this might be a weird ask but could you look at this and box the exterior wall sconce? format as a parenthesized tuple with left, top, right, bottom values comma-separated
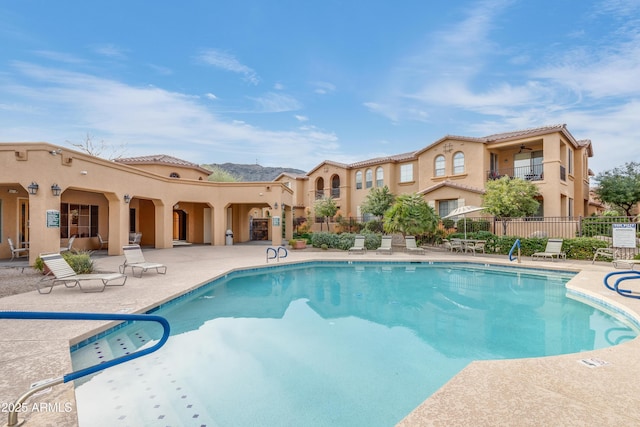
(51, 183, 62, 196)
(273, 202, 279, 210)
(28, 182, 39, 195)
(124, 194, 131, 204)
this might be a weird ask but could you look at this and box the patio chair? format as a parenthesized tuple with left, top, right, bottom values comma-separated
(60, 235, 76, 253)
(442, 238, 463, 253)
(405, 236, 425, 255)
(376, 235, 393, 255)
(97, 233, 109, 250)
(38, 253, 127, 294)
(7, 237, 29, 261)
(120, 244, 167, 277)
(348, 235, 367, 254)
(531, 238, 566, 261)
(465, 240, 486, 256)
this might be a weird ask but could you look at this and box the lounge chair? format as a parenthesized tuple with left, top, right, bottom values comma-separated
(405, 236, 425, 255)
(531, 238, 566, 261)
(348, 235, 367, 254)
(60, 235, 76, 253)
(97, 233, 109, 250)
(376, 236, 393, 255)
(120, 244, 168, 277)
(7, 237, 29, 261)
(38, 253, 127, 293)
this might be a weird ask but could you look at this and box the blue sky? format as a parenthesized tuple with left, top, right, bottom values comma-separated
(1, 0, 639, 174)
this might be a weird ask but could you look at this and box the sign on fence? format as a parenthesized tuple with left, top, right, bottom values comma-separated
(612, 223, 637, 248)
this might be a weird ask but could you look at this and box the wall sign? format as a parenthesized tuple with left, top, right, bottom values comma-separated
(612, 223, 637, 248)
(46, 209, 60, 228)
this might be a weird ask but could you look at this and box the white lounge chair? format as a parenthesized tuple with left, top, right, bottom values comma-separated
(97, 233, 109, 250)
(60, 235, 76, 253)
(7, 237, 29, 261)
(376, 236, 393, 255)
(348, 235, 367, 254)
(405, 236, 425, 255)
(120, 244, 167, 277)
(38, 253, 127, 293)
(531, 238, 566, 261)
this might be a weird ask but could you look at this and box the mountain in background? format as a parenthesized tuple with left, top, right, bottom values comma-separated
(202, 163, 306, 182)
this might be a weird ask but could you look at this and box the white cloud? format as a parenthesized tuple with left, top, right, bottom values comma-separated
(312, 81, 336, 95)
(205, 93, 218, 100)
(294, 115, 308, 122)
(91, 44, 127, 59)
(247, 92, 301, 113)
(0, 62, 338, 170)
(197, 48, 259, 85)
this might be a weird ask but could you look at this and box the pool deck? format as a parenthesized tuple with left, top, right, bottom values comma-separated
(1, 244, 640, 426)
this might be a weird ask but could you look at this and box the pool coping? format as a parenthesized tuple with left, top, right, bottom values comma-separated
(1, 245, 640, 426)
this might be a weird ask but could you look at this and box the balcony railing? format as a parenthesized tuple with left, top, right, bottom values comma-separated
(487, 164, 544, 181)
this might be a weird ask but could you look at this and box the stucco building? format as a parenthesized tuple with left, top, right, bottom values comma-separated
(1, 124, 596, 262)
(275, 124, 594, 228)
(0, 144, 294, 263)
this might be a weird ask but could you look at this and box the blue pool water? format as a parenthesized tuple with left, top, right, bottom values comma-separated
(72, 262, 638, 426)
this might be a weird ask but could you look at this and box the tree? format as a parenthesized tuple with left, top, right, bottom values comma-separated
(593, 162, 640, 216)
(66, 133, 126, 160)
(314, 197, 338, 231)
(383, 193, 439, 237)
(205, 165, 241, 182)
(482, 176, 540, 234)
(361, 185, 395, 218)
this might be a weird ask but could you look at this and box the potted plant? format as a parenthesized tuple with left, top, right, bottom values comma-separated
(289, 239, 307, 249)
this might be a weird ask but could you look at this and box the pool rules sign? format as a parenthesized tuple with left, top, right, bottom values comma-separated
(612, 223, 637, 248)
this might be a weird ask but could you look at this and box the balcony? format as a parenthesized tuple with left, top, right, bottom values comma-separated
(487, 164, 544, 181)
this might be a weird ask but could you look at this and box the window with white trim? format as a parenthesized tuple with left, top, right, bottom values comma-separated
(400, 164, 413, 182)
(365, 169, 373, 188)
(376, 167, 383, 187)
(355, 171, 363, 189)
(435, 155, 445, 177)
(453, 152, 465, 174)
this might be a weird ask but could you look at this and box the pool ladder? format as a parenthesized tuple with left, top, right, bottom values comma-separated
(509, 239, 521, 263)
(1, 311, 170, 427)
(266, 246, 288, 263)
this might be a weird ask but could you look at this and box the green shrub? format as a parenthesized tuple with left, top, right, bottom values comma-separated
(311, 232, 381, 250)
(34, 250, 95, 274)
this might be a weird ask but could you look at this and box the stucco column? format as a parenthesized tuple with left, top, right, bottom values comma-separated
(542, 135, 562, 216)
(271, 215, 283, 246)
(284, 205, 293, 243)
(27, 191, 63, 264)
(155, 201, 173, 249)
(108, 196, 128, 255)
(213, 204, 227, 246)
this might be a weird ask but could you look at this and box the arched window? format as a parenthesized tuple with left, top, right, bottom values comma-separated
(315, 177, 324, 199)
(169, 172, 180, 178)
(331, 175, 340, 198)
(376, 167, 383, 187)
(355, 171, 363, 190)
(365, 169, 373, 188)
(435, 155, 445, 176)
(453, 152, 465, 174)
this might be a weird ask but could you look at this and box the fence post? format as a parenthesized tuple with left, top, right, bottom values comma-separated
(578, 215, 583, 237)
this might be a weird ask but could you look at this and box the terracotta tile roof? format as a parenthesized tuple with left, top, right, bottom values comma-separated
(349, 151, 417, 168)
(116, 154, 211, 174)
(418, 180, 486, 196)
(481, 124, 567, 141)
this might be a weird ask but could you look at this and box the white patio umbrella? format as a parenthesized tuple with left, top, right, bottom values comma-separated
(442, 206, 486, 239)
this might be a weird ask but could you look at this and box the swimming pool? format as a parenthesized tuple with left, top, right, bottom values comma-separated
(71, 262, 638, 426)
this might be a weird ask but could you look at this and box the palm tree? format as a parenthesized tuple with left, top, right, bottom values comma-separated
(383, 193, 439, 237)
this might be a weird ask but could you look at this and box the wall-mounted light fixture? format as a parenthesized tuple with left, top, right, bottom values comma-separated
(273, 202, 279, 210)
(51, 183, 62, 196)
(28, 182, 39, 195)
(80, 170, 88, 175)
(124, 194, 131, 204)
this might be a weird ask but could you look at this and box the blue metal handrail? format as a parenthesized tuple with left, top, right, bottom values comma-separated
(603, 270, 639, 293)
(1, 311, 170, 426)
(508, 239, 521, 262)
(266, 246, 288, 263)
